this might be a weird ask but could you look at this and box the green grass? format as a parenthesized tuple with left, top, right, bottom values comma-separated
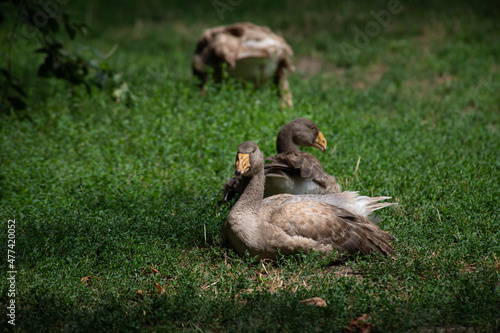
(1, 0, 499, 331)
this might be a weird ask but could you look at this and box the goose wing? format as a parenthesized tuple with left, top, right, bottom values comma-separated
(262, 199, 394, 255)
(265, 191, 396, 217)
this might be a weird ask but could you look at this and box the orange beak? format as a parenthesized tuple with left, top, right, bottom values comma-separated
(234, 153, 250, 176)
(312, 131, 327, 152)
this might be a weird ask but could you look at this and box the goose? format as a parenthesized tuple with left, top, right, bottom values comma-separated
(222, 141, 395, 260)
(192, 22, 294, 107)
(222, 118, 341, 202)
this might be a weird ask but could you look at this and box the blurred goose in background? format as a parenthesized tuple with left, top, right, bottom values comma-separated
(222, 118, 341, 202)
(192, 22, 294, 107)
(222, 141, 395, 260)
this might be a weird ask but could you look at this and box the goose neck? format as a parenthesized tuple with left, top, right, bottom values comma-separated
(276, 130, 300, 153)
(231, 168, 265, 217)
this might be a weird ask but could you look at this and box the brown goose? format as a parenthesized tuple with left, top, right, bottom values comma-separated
(192, 22, 294, 107)
(222, 141, 395, 260)
(222, 118, 341, 202)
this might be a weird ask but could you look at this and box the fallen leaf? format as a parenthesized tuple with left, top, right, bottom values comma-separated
(155, 283, 165, 295)
(299, 297, 327, 307)
(80, 275, 94, 286)
(344, 314, 374, 333)
(136, 290, 146, 300)
(142, 266, 160, 275)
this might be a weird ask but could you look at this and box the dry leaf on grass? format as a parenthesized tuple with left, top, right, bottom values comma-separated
(299, 297, 327, 307)
(155, 282, 165, 295)
(138, 284, 165, 298)
(80, 275, 95, 286)
(142, 266, 160, 275)
(136, 290, 147, 300)
(136, 282, 166, 302)
(344, 314, 374, 333)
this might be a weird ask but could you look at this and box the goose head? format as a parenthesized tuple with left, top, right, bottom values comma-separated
(276, 118, 327, 153)
(234, 141, 263, 177)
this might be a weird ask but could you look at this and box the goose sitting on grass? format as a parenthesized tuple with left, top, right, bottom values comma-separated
(222, 118, 341, 202)
(222, 141, 395, 260)
(192, 22, 294, 107)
